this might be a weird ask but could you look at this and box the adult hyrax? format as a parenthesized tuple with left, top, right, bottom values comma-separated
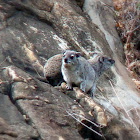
(43, 54, 63, 86)
(61, 50, 96, 96)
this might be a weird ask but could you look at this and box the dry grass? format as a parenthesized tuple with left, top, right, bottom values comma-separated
(113, 0, 140, 90)
(109, 80, 140, 134)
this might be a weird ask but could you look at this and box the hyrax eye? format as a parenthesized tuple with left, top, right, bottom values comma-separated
(70, 55, 74, 59)
(101, 57, 105, 62)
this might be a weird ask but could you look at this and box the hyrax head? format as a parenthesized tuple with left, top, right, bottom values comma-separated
(62, 50, 81, 67)
(92, 52, 115, 68)
(99, 55, 115, 66)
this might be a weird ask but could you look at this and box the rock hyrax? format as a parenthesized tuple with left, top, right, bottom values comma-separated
(88, 53, 115, 78)
(43, 54, 63, 86)
(61, 50, 96, 96)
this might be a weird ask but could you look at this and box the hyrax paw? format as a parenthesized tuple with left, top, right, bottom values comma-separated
(80, 87, 85, 93)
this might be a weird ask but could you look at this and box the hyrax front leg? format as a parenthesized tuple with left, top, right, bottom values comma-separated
(89, 83, 96, 98)
(80, 81, 86, 92)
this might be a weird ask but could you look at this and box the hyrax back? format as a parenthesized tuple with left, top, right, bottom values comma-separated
(61, 50, 96, 95)
(43, 54, 63, 86)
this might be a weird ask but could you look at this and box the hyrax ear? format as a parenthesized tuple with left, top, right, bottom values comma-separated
(75, 52, 81, 57)
(62, 50, 67, 54)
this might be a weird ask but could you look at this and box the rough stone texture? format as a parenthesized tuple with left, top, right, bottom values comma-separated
(0, 94, 39, 140)
(84, 0, 124, 61)
(0, 0, 140, 140)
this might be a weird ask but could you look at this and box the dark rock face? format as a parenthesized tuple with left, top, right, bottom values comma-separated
(0, 0, 140, 140)
(0, 93, 39, 139)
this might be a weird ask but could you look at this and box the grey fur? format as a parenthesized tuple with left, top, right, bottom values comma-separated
(61, 50, 96, 96)
(44, 51, 115, 97)
(88, 53, 115, 78)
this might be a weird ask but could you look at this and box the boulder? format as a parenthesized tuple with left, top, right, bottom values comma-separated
(0, 0, 140, 139)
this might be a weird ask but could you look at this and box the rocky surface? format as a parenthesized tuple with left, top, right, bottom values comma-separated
(0, 0, 140, 140)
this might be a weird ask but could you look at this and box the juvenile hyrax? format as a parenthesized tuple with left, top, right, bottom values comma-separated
(88, 53, 115, 78)
(61, 50, 96, 96)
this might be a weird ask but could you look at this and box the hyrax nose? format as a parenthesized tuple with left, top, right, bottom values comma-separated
(64, 58, 68, 63)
